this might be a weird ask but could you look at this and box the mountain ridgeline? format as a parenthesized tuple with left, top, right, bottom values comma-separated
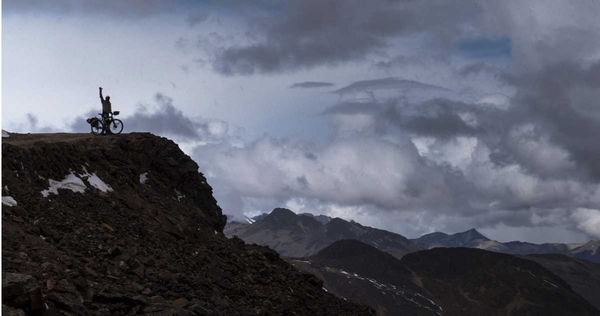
(225, 208, 421, 259)
(1, 133, 373, 315)
(227, 208, 600, 263)
(410, 228, 600, 263)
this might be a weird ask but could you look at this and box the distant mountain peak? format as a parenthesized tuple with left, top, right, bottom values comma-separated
(299, 212, 332, 225)
(262, 208, 299, 227)
(270, 208, 296, 216)
(411, 228, 490, 249)
(456, 228, 489, 240)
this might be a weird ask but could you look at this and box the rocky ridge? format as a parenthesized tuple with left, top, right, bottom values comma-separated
(2, 133, 373, 315)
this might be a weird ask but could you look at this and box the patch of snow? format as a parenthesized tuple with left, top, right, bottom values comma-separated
(40, 235, 47, 240)
(139, 172, 149, 184)
(2, 130, 9, 138)
(2, 196, 18, 207)
(416, 293, 443, 311)
(175, 189, 185, 201)
(245, 216, 255, 224)
(322, 287, 328, 292)
(41, 173, 87, 197)
(543, 279, 559, 288)
(84, 173, 113, 192)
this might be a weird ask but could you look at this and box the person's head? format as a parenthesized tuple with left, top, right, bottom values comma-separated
(106, 96, 110, 101)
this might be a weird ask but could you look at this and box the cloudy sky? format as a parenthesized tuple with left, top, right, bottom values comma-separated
(4, 0, 600, 243)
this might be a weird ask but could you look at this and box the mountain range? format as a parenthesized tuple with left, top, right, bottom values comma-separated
(226, 209, 600, 313)
(411, 228, 600, 263)
(227, 209, 600, 263)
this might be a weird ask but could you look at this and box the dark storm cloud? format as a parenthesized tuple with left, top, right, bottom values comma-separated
(186, 11, 210, 27)
(332, 77, 450, 96)
(321, 101, 380, 116)
(290, 81, 335, 89)
(124, 94, 200, 139)
(211, 0, 482, 75)
(323, 93, 492, 139)
(504, 61, 600, 180)
(383, 100, 482, 138)
(374, 55, 431, 70)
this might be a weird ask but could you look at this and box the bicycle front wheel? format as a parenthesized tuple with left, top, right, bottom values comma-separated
(108, 119, 124, 134)
(91, 120, 104, 135)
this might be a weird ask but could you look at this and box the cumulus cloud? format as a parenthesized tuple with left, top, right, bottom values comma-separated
(572, 208, 600, 238)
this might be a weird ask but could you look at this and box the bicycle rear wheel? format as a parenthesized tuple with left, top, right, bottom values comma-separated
(91, 119, 104, 135)
(108, 119, 124, 134)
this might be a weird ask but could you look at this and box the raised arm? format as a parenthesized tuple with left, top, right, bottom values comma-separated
(99, 87, 104, 102)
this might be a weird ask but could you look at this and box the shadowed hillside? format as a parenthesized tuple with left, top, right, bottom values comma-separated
(290, 240, 599, 316)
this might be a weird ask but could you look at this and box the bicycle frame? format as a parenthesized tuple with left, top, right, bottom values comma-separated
(89, 111, 122, 135)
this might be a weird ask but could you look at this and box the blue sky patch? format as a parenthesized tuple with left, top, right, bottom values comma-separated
(458, 37, 511, 59)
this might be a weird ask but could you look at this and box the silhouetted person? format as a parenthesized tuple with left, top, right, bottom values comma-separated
(99, 87, 112, 126)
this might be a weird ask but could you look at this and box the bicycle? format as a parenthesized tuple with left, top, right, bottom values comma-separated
(87, 111, 124, 135)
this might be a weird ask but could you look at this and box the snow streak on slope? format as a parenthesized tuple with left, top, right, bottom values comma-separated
(327, 266, 443, 315)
